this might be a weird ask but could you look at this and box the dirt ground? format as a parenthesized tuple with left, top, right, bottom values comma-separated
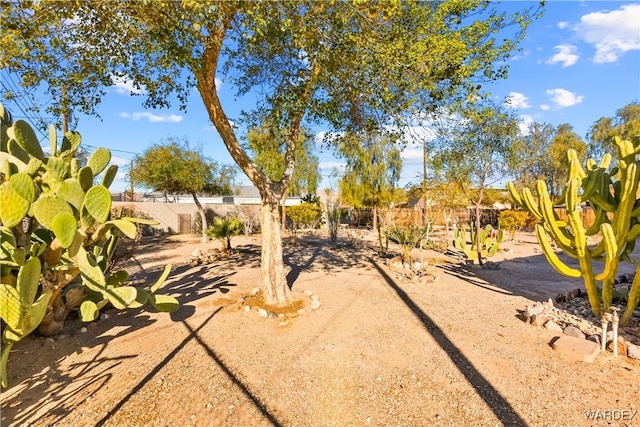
(1, 229, 639, 427)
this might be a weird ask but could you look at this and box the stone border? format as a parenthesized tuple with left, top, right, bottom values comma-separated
(238, 287, 321, 326)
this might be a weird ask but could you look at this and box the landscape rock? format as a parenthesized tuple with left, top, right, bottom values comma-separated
(267, 311, 278, 319)
(544, 320, 563, 333)
(627, 342, 640, 360)
(258, 308, 268, 318)
(606, 339, 628, 357)
(530, 315, 549, 327)
(563, 325, 585, 340)
(310, 301, 321, 311)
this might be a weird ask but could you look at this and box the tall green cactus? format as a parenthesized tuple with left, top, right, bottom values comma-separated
(453, 223, 504, 262)
(0, 104, 179, 388)
(508, 136, 640, 325)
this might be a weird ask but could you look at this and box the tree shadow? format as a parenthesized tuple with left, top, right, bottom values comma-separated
(1, 262, 237, 426)
(370, 259, 528, 426)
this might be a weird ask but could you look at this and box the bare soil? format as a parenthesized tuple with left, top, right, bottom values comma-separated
(1, 230, 639, 427)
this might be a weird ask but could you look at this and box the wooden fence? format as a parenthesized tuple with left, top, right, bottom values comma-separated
(348, 205, 597, 230)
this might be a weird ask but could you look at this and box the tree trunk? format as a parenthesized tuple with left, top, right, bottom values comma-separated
(261, 197, 292, 306)
(475, 200, 483, 266)
(192, 192, 208, 242)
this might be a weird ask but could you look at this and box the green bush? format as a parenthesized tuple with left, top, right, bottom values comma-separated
(287, 202, 322, 232)
(498, 209, 530, 239)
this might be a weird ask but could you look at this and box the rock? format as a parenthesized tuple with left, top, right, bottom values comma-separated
(526, 302, 545, 317)
(310, 301, 321, 310)
(304, 290, 313, 297)
(586, 334, 601, 345)
(258, 308, 268, 318)
(544, 320, 563, 333)
(243, 305, 251, 312)
(297, 308, 306, 315)
(563, 325, 585, 339)
(279, 320, 289, 327)
(100, 313, 109, 320)
(542, 298, 554, 309)
(191, 248, 202, 258)
(551, 335, 600, 363)
(267, 311, 277, 319)
(251, 287, 260, 296)
(530, 315, 549, 327)
(311, 294, 320, 302)
(627, 343, 640, 360)
(79, 327, 88, 334)
(606, 339, 628, 356)
(555, 293, 566, 303)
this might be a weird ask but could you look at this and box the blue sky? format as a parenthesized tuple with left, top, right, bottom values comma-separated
(3, 1, 639, 193)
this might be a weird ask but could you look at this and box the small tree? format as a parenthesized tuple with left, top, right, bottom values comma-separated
(433, 100, 520, 265)
(131, 138, 237, 242)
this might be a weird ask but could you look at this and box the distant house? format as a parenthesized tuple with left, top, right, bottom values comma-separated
(112, 186, 303, 234)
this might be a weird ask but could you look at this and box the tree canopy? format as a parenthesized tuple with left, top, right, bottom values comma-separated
(2, 0, 543, 305)
(131, 138, 237, 241)
(588, 101, 640, 158)
(513, 122, 586, 200)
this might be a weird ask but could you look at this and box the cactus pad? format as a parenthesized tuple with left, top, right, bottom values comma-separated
(33, 194, 74, 229)
(51, 213, 78, 248)
(9, 172, 37, 202)
(11, 120, 44, 161)
(87, 147, 111, 176)
(83, 186, 112, 223)
(0, 182, 30, 228)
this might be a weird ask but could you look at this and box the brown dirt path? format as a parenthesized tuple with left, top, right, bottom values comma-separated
(1, 231, 639, 426)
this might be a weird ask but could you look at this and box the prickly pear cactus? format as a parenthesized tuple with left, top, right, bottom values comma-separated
(453, 223, 504, 262)
(508, 137, 640, 325)
(0, 104, 179, 388)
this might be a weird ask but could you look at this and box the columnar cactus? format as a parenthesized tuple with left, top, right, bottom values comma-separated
(507, 136, 640, 325)
(453, 223, 504, 262)
(0, 104, 179, 387)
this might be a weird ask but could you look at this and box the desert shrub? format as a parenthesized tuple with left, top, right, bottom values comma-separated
(385, 224, 432, 263)
(235, 205, 260, 236)
(498, 209, 530, 239)
(287, 203, 322, 233)
(206, 216, 243, 252)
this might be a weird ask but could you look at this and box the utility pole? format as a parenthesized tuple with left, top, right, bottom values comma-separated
(129, 160, 135, 201)
(61, 84, 70, 134)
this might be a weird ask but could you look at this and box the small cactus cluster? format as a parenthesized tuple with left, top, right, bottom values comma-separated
(0, 103, 178, 388)
(507, 136, 640, 325)
(453, 223, 504, 262)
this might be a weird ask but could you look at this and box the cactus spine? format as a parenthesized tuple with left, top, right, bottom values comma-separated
(508, 136, 640, 324)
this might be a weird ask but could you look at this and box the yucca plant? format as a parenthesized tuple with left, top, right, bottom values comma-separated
(385, 224, 432, 263)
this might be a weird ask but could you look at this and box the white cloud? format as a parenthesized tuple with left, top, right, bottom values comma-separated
(557, 21, 569, 29)
(119, 112, 183, 123)
(215, 77, 223, 89)
(519, 114, 534, 136)
(505, 92, 531, 109)
(540, 104, 551, 111)
(545, 88, 584, 107)
(574, 4, 640, 63)
(111, 75, 145, 95)
(546, 45, 579, 68)
(110, 155, 130, 167)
